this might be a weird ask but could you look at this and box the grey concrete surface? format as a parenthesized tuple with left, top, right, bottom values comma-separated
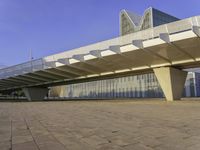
(0, 99, 200, 150)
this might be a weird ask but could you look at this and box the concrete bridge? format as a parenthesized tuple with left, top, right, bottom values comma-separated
(0, 16, 200, 101)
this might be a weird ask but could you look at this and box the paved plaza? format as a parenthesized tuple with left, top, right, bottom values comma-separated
(0, 99, 200, 150)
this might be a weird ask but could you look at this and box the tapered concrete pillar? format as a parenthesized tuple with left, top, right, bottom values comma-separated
(153, 67, 187, 101)
(23, 87, 48, 101)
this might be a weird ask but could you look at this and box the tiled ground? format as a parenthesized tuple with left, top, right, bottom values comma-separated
(0, 99, 200, 150)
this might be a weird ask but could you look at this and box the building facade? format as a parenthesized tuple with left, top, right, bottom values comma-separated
(120, 7, 179, 36)
(49, 72, 200, 98)
(184, 72, 200, 97)
(49, 7, 200, 99)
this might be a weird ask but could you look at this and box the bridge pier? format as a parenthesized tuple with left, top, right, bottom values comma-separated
(22, 87, 48, 101)
(153, 67, 187, 101)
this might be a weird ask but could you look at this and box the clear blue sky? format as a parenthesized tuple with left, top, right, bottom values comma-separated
(0, 0, 200, 67)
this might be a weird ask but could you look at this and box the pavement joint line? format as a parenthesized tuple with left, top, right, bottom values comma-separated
(10, 103, 13, 150)
(36, 117, 68, 150)
(10, 117, 12, 150)
(23, 118, 41, 150)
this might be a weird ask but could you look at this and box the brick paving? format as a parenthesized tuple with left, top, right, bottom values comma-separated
(0, 99, 200, 150)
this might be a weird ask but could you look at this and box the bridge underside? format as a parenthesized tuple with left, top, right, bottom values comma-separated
(0, 24, 199, 101)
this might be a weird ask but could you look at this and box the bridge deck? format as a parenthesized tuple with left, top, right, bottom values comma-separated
(0, 16, 200, 91)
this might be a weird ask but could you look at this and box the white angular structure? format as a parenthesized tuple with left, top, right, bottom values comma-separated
(120, 7, 179, 36)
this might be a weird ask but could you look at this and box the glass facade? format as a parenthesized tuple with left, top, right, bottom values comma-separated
(50, 73, 164, 99)
(120, 7, 179, 36)
(152, 9, 179, 27)
(121, 14, 135, 36)
(50, 72, 200, 99)
(184, 72, 200, 97)
(141, 11, 152, 30)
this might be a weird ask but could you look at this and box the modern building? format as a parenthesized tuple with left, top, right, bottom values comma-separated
(184, 72, 200, 97)
(0, 7, 199, 101)
(49, 7, 200, 99)
(120, 7, 179, 36)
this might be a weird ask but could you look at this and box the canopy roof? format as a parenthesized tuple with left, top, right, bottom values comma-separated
(0, 15, 199, 91)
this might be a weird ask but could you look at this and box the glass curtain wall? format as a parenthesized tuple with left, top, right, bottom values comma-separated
(50, 72, 200, 99)
(54, 73, 164, 99)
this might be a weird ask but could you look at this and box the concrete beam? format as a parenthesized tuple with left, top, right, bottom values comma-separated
(19, 75, 46, 82)
(6, 78, 31, 84)
(90, 50, 102, 57)
(56, 66, 84, 76)
(57, 58, 94, 74)
(23, 73, 52, 81)
(72, 54, 85, 62)
(132, 40, 143, 49)
(109, 45, 150, 68)
(159, 33, 170, 43)
(72, 54, 107, 72)
(109, 45, 121, 54)
(0, 79, 21, 86)
(51, 68, 76, 78)
(132, 40, 171, 64)
(42, 69, 69, 79)
(33, 71, 60, 80)
(159, 33, 195, 61)
(10, 76, 38, 84)
(192, 26, 200, 37)
(153, 67, 187, 101)
(54, 68, 80, 77)
(23, 87, 48, 101)
(43, 61, 56, 68)
(57, 58, 70, 65)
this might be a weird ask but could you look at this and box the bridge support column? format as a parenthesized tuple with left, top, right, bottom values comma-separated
(153, 67, 187, 101)
(22, 87, 48, 101)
